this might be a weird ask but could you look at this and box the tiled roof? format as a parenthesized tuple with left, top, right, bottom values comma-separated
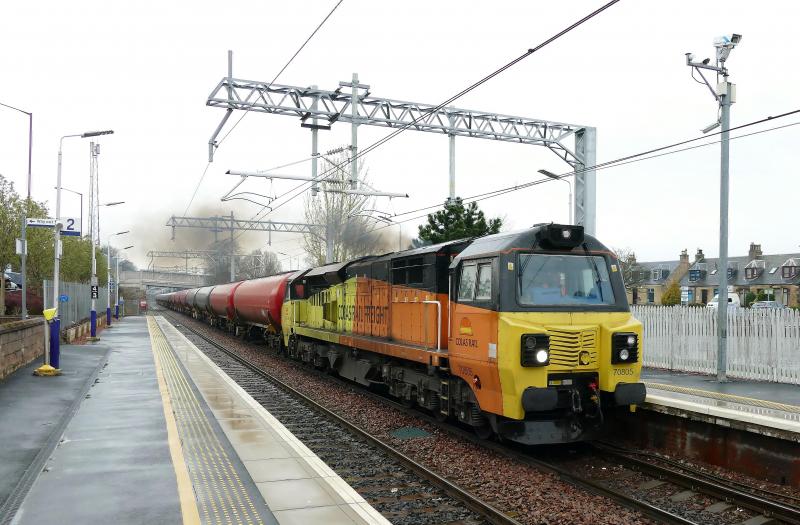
(629, 260, 683, 285)
(680, 253, 800, 287)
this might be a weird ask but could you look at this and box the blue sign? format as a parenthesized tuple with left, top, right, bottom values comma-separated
(59, 294, 69, 303)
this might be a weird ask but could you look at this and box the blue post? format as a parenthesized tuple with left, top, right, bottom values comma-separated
(51, 318, 60, 369)
(91, 309, 97, 337)
(114, 304, 119, 319)
(106, 306, 111, 326)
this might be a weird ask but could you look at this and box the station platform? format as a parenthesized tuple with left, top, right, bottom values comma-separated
(641, 368, 800, 440)
(1, 316, 390, 525)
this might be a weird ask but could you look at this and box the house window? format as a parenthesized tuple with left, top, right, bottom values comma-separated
(689, 269, 701, 282)
(782, 266, 798, 279)
(651, 269, 660, 281)
(647, 288, 655, 303)
(745, 268, 757, 279)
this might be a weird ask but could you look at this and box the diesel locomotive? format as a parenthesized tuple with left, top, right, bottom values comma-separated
(158, 223, 646, 445)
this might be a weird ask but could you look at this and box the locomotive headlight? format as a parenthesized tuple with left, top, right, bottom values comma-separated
(612, 332, 639, 364)
(520, 334, 550, 367)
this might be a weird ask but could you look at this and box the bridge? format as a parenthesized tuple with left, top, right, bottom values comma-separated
(118, 270, 211, 291)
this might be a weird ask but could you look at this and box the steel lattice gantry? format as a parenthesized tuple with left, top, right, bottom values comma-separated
(166, 215, 323, 280)
(166, 215, 322, 238)
(206, 58, 597, 234)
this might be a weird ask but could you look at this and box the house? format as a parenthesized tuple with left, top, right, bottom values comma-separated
(680, 243, 800, 306)
(626, 249, 691, 305)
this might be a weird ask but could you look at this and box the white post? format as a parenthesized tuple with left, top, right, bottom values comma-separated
(350, 73, 358, 189)
(311, 85, 319, 196)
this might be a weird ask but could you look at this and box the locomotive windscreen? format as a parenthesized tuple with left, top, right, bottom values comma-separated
(517, 254, 616, 306)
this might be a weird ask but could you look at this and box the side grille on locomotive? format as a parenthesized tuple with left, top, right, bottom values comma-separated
(545, 328, 598, 368)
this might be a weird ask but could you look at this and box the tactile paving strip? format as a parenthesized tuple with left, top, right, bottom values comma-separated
(148, 317, 267, 525)
(645, 381, 800, 414)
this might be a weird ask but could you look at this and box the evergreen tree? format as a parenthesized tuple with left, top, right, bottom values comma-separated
(417, 198, 502, 244)
(661, 281, 682, 306)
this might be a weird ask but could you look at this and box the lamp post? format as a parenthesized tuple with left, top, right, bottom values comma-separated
(116, 245, 133, 319)
(685, 34, 742, 382)
(104, 227, 128, 328)
(52, 129, 113, 364)
(538, 169, 573, 225)
(57, 186, 83, 235)
(0, 102, 32, 319)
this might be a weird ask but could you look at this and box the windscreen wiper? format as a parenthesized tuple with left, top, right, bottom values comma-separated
(582, 243, 604, 302)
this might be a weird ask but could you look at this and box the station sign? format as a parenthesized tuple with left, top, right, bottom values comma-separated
(26, 217, 81, 237)
(91, 285, 99, 299)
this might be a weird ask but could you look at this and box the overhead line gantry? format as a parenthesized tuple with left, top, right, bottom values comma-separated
(206, 52, 597, 234)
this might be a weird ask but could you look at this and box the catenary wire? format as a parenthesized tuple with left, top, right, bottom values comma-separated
(181, 0, 345, 217)
(215, 0, 345, 149)
(233, 0, 622, 236)
(272, 116, 800, 262)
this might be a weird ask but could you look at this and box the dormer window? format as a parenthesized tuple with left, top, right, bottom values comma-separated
(689, 269, 702, 282)
(781, 258, 799, 279)
(745, 259, 765, 280)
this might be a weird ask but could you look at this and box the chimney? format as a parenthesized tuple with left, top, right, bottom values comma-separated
(748, 242, 763, 260)
(680, 249, 689, 264)
(695, 248, 704, 262)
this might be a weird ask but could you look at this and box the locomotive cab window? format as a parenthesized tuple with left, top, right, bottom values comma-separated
(475, 263, 492, 301)
(458, 264, 477, 301)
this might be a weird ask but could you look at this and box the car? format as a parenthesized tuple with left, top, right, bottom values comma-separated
(751, 300, 786, 309)
(707, 294, 741, 308)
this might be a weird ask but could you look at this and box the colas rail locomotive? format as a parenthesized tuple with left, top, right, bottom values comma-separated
(158, 223, 646, 445)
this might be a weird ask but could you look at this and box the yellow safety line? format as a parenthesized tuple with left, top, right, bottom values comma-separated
(152, 316, 263, 525)
(147, 317, 202, 525)
(645, 381, 800, 414)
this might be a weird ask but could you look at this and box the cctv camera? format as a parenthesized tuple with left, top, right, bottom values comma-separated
(731, 33, 742, 44)
(686, 52, 695, 62)
(702, 58, 711, 65)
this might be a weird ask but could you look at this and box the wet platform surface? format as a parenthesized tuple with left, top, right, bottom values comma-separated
(2, 317, 389, 525)
(0, 343, 108, 520)
(641, 368, 800, 434)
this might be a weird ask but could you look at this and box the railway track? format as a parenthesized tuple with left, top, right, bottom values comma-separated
(163, 311, 800, 525)
(591, 442, 800, 525)
(162, 313, 519, 525)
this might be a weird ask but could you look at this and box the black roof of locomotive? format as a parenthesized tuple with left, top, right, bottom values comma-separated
(450, 224, 610, 268)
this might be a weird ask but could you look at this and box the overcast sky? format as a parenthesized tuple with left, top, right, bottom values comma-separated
(1, 1, 798, 270)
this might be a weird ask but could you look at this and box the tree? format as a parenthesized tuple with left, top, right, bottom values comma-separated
(417, 198, 502, 245)
(237, 249, 282, 280)
(661, 281, 681, 306)
(613, 247, 642, 288)
(205, 237, 240, 284)
(302, 151, 387, 266)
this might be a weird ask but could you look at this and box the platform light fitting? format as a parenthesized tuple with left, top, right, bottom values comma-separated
(81, 130, 114, 138)
(702, 121, 721, 134)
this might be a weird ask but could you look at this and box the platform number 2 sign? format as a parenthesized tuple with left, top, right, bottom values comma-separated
(60, 217, 81, 237)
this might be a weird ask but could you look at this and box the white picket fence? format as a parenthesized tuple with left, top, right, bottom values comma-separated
(632, 305, 800, 384)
